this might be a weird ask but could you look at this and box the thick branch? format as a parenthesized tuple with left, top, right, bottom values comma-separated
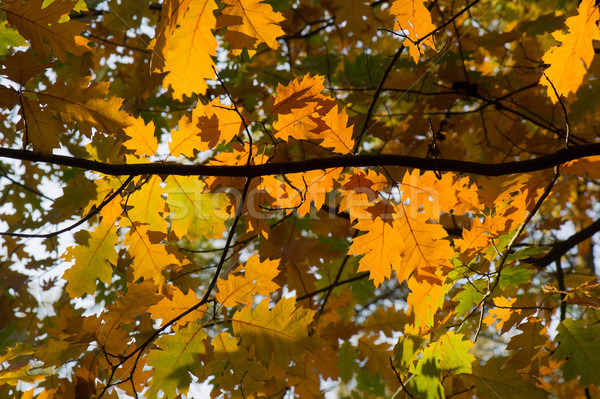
(2, 144, 600, 178)
(532, 218, 600, 268)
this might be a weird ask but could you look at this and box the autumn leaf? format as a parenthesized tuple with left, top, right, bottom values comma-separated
(218, 0, 285, 56)
(540, 0, 600, 102)
(123, 117, 157, 157)
(232, 297, 315, 365)
(348, 201, 405, 286)
(39, 76, 131, 137)
(169, 99, 243, 158)
(3, 0, 90, 62)
(161, 0, 218, 99)
(389, 0, 436, 61)
(147, 324, 207, 398)
(127, 175, 168, 231)
(216, 254, 280, 307)
(62, 221, 118, 298)
(125, 224, 183, 286)
(149, 286, 206, 331)
(164, 175, 230, 240)
(319, 105, 355, 154)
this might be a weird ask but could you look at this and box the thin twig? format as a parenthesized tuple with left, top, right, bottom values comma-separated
(0, 175, 134, 238)
(390, 357, 415, 399)
(353, 45, 405, 153)
(542, 71, 571, 147)
(415, 0, 482, 46)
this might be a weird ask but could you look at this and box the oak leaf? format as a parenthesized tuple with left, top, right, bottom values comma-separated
(125, 224, 183, 286)
(62, 221, 118, 298)
(127, 175, 168, 231)
(149, 286, 206, 331)
(554, 318, 600, 385)
(540, 0, 600, 102)
(217, 0, 285, 57)
(161, 0, 218, 99)
(348, 201, 405, 286)
(123, 117, 157, 157)
(216, 254, 280, 307)
(3, 0, 90, 62)
(164, 175, 230, 240)
(389, 0, 436, 61)
(147, 324, 207, 398)
(232, 297, 315, 365)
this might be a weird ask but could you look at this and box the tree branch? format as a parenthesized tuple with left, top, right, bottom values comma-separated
(531, 218, 600, 268)
(2, 144, 600, 178)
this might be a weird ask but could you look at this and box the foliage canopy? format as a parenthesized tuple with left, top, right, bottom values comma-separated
(0, 0, 600, 397)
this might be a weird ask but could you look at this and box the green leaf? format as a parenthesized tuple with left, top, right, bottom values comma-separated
(0, 20, 26, 56)
(438, 331, 474, 374)
(393, 334, 424, 372)
(147, 325, 207, 398)
(498, 264, 536, 289)
(408, 344, 444, 399)
(462, 357, 549, 399)
(554, 318, 600, 385)
(338, 341, 358, 382)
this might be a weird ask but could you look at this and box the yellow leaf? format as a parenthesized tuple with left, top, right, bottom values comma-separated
(164, 175, 230, 240)
(127, 175, 168, 231)
(348, 201, 405, 286)
(150, 0, 192, 72)
(149, 286, 206, 331)
(125, 224, 181, 286)
(162, 0, 219, 99)
(406, 274, 449, 329)
(4, 0, 90, 62)
(389, 0, 436, 61)
(123, 117, 157, 157)
(218, 0, 285, 57)
(216, 254, 280, 307)
(232, 297, 315, 365)
(62, 221, 118, 298)
(540, 0, 600, 102)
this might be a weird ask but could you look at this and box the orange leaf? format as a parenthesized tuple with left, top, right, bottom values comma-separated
(540, 0, 600, 102)
(161, 0, 218, 99)
(389, 0, 436, 61)
(216, 254, 280, 307)
(123, 117, 157, 157)
(149, 286, 206, 331)
(348, 201, 405, 286)
(218, 0, 285, 57)
(319, 105, 355, 154)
